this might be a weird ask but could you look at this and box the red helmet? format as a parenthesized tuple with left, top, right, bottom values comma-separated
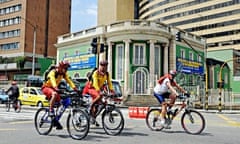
(59, 60, 70, 69)
(12, 81, 17, 85)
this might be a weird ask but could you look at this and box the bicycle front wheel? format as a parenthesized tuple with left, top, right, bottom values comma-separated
(145, 108, 164, 131)
(181, 109, 205, 135)
(67, 108, 90, 140)
(102, 107, 124, 136)
(5, 98, 10, 112)
(14, 100, 21, 113)
(34, 107, 53, 135)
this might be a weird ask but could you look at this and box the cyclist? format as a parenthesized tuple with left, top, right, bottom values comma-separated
(82, 60, 115, 126)
(42, 60, 79, 130)
(153, 70, 188, 128)
(6, 81, 19, 110)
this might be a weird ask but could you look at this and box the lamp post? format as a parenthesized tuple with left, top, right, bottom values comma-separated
(21, 17, 37, 75)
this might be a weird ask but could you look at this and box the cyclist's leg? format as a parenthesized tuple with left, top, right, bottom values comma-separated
(42, 87, 60, 116)
(168, 92, 177, 107)
(153, 92, 166, 120)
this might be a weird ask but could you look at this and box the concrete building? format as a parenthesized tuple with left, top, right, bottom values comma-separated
(0, 0, 71, 80)
(56, 20, 205, 106)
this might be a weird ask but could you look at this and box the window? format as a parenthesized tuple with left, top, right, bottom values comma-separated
(154, 45, 161, 76)
(133, 43, 146, 65)
(180, 49, 185, 58)
(189, 52, 194, 61)
(116, 44, 124, 80)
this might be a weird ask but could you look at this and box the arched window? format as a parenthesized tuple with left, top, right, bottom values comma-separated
(133, 67, 149, 94)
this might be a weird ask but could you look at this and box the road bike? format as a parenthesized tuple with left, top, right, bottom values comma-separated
(5, 97, 21, 113)
(34, 89, 90, 140)
(83, 82, 124, 136)
(146, 93, 205, 135)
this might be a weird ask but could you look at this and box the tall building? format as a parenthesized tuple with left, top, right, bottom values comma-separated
(98, 0, 136, 25)
(138, 0, 240, 52)
(0, 0, 71, 79)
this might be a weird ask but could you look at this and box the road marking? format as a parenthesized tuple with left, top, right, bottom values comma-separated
(0, 128, 16, 131)
(217, 114, 240, 127)
(9, 120, 33, 124)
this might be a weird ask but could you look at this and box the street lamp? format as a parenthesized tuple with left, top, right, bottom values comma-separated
(21, 17, 37, 75)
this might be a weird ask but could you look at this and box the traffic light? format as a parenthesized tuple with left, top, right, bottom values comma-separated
(91, 37, 98, 54)
(176, 32, 181, 42)
(201, 74, 206, 81)
(100, 43, 104, 53)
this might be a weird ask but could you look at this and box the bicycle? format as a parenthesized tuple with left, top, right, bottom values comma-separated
(34, 89, 90, 140)
(5, 96, 21, 113)
(83, 82, 125, 136)
(146, 93, 205, 135)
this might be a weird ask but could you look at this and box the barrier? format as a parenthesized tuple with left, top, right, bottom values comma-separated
(128, 107, 149, 119)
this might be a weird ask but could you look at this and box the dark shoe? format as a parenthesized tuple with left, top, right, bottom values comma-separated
(53, 121, 63, 130)
(95, 121, 100, 127)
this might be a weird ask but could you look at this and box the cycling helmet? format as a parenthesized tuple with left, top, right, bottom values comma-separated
(59, 60, 70, 69)
(11, 81, 17, 85)
(170, 70, 177, 76)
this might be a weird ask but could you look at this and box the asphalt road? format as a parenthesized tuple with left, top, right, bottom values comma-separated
(0, 105, 240, 144)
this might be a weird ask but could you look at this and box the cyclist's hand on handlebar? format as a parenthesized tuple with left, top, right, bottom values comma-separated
(184, 92, 190, 98)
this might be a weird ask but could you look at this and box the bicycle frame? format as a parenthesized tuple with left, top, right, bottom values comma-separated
(53, 97, 71, 121)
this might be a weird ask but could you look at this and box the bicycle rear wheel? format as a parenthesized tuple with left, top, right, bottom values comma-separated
(102, 107, 124, 136)
(145, 108, 164, 131)
(67, 108, 90, 140)
(14, 100, 21, 113)
(181, 109, 205, 135)
(34, 107, 53, 135)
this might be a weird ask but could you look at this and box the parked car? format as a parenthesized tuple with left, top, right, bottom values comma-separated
(0, 89, 8, 104)
(18, 87, 49, 107)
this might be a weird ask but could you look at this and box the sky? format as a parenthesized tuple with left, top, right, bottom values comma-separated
(71, 0, 97, 33)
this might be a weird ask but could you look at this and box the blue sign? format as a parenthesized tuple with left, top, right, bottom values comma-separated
(63, 54, 96, 70)
(176, 58, 204, 74)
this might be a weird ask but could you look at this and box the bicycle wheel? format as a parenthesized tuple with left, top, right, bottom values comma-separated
(181, 109, 205, 135)
(67, 108, 90, 140)
(145, 108, 164, 131)
(14, 100, 21, 113)
(102, 107, 124, 136)
(5, 98, 10, 112)
(34, 107, 53, 135)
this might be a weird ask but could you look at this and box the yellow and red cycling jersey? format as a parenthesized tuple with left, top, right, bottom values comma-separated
(42, 70, 76, 89)
(91, 70, 113, 91)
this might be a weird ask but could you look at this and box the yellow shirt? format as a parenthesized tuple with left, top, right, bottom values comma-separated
(91, 70, 113, 91)
(43, 70, 76, 89)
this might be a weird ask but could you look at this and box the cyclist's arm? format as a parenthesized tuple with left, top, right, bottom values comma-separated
(64, 73, 76, 89)
(166, 81, 178, 95)
(175, 82, 187, 94)
(48, 70, 58, 88)
(106, 72, 114, 91)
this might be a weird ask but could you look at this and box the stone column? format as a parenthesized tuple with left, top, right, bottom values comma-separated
(149, 40, 156, 94)
(163, 43, 169, 74)
(123, 39, 131, 96)
(107, 41, 113, 75)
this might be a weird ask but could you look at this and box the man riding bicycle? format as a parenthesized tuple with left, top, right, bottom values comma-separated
(153, 70, 188, 128)
(82, 60, 115, 126)
(42, 60, 79, 130)
(6, 81, 19, 110)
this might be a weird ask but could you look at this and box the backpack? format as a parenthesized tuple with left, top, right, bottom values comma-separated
(87, 67, 109, 82)
(158, 74, 174, 85)
(43, 64, 56, 81)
